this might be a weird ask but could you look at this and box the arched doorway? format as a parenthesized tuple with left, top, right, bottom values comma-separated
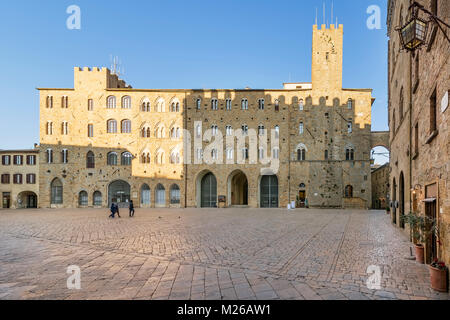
(399, 172, 405, 228)
(392, 178, 397, 224)
(51, 178, 63, 205)
(201, 172, 217, 208)
(93, 191, 102, 207)
(17, 191, 38, 208)
(141, 184, 151, 207)
(78, 191, 88, 207)
(108, 180, 131, 208)
(228, 171, 248, 206)
(260, 175, 278, 208)
(155, 184, 166, 207)
(298, 183, 306, 208)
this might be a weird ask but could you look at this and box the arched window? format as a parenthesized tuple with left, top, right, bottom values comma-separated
(122, 96, 131, 109)
(170, 151, 180, 164)
(258, 99, 265, 110)
(345, 148, 355, 161)
(78, 191, 88, 206)
(46, 122, 53, 135)
(121, 152, 133, 166)
(258, 125, 265, 136)
(88, 99, 94, 111)
(107, 152, 118, 166)
(226, 99, 232, 110)
(299, 99, 304, 111)
(88, 124, 94, 138)
(275, 99, 280, 111)
(347, 120, 353, 133)
(345, 185, 353, 198)
(46, 149, 53, 164)
(93, 191, 102, 206)
(170, 184, 181, 204)
(107, 119, 117, 133)
(297, 147, 306, 161)
(196, 125, 202, 138)
(241, 98, 248, 110)
(176, 128, 181, 139)
(141, 99, 151, 112)
(156, 99, 165, 112)
(141, 184, 151, 205)
(347, 99, 353, 110)
(141, 152, 151, 164)
(211, 125, 218, 136)
(46, 96, 53, 109)
(107, 96, 116, 109)
(325, 149, 329, 160)
(274, 125, 280, 138)
(61, 121, 69, 135)
(155, 184, 166, 206)
(61, 96, 69, 108)
(272, 148, 280, 159)
(226, 125, 233, 136)
(196, 98, 202, 110)
(121, 120, 131, 133)
(211, 98, 218, 110)
(51, 178, 63, 205)
(86, 151, 95, 169)
(226, 148, 234, 160)
(156, 151, 165, 164)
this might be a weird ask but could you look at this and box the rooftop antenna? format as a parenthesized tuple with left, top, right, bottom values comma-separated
(315, 7, 318, 25)
(323, 2, 326, 26)
(110, 55, 122, 77)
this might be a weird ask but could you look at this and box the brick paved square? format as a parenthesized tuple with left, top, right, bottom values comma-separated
(0, 208, 448, 300)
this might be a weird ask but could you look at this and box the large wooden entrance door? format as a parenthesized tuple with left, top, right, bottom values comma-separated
(260, 175, 278, 208)
(201, 173, 217, 208)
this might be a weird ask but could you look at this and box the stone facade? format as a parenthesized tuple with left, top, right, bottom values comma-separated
(0, 150, 39, 209)
(387, 0, 450, 266)
(371, 163, 390, 209)
(37, 24, 383, 210)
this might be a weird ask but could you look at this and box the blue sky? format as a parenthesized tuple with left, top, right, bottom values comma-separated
(0, 0, 389, 163)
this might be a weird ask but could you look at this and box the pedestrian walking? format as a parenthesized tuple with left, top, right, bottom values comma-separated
(116, 203, 121, 218)
(109, 202, 115, 218)
(129, 200, 135, 217)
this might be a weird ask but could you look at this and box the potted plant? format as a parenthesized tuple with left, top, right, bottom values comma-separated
(401, 213, 438, 264)
(429, 260, 448, 292)
(386, 206, 391, 215)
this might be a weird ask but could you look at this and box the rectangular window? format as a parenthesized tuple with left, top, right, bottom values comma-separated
(26, 174, 36, 184)
(46, 149, 53, 164)
(13, 174, 23, 184)
(26, 155, 36, 165)
(88, 124, 94, 138)
(2, 155, 11, 166)
(13, 155, 23, 165)
(348, 120, 353, 133)
(61, 150, 68, 164)
(1, 174, 10, 184)
(430, 88, 437, 133)
(88, 99, 94, 111)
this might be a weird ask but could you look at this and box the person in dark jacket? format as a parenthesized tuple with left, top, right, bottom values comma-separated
(129, 200, 135, 217)
(115, 203, 121, 218)
(109, 202, 115, 218)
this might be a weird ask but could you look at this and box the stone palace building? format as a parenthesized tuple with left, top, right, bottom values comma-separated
(24, 24, 387, 210)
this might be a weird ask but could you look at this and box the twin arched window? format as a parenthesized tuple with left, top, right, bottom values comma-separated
(258, 125, 265, 136)
(107, 152, 118, 165)
(46, 122, 53, 135)
(155, 126, 166, 138)
(141, 152, 151, 164)
(196, 98, 202, 110)
(258, 99, 265, 110)
(345, 148, 355, 161)
(156, 99, 165, 112)
(211, 99, 218, 110)
(171, 102, 180, 112)
(241, 99, 248, 110)
(297, 147, 306, 161)
(156, 151, 165, 164)
(170, 151, 181, 164)
(170, 127, 181, 139)
(46, 96, 53, 108)
(141, 99, 151, 112)
(141, 126, 151, 138)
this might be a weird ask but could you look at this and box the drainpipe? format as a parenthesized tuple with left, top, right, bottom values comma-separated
(184, 92, 188, 208)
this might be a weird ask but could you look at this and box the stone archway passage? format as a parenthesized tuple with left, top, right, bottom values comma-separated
(18, 191, 38, 209)
(260, 175, 278, 208)
(201, 173, 217, 208)
(231, 171, 248, 206)
(108, 180, 131, 208)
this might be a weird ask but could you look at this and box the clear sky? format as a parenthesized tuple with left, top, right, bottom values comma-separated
(0, 0, 389, 164)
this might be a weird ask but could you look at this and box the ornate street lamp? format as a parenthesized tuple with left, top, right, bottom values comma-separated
(397, 1, 450, 52)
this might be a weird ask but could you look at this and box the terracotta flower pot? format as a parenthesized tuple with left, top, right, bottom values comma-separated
(415, 244, 425, 264)
(429, 265, 448, 293)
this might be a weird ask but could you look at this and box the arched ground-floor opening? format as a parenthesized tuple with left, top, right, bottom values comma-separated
(108, 180, 131, 208)
(259, 175, 279, 208)
(141, 184, 151, 207)
(196, 171, 217, 208)
(228, 170, 248, 206)
(17, 191, 38, 209)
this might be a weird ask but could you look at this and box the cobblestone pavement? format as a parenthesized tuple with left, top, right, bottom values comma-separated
(0, 208, 448, 300)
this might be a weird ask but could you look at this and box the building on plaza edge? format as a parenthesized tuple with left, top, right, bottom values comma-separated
(32, 24, 388, 210)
